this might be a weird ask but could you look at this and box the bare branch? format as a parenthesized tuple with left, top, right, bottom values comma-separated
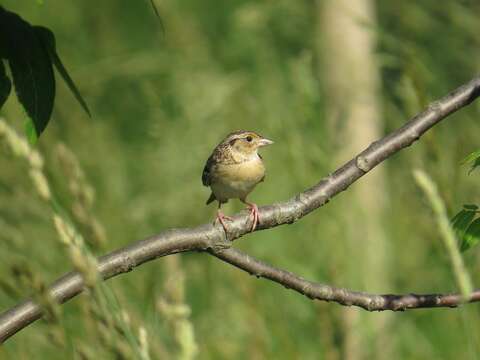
(0, 227, 216, 343)
(1, 76, 480, 343)
(211, 248, 480, 311)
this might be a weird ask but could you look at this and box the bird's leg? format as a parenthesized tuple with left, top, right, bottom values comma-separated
(241, 199, 259, 232)
(215, 203, 233, 232)
(216, 210, 234, 231)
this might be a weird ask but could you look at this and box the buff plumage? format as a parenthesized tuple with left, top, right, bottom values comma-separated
(202, 130, 273, 231)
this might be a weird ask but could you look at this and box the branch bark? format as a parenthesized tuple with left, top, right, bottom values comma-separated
(1, 76, 480, 343)
(211, 248, 480, 310)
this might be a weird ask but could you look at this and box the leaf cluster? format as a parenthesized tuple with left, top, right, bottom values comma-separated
(449, 150, 480, 252)
(0, 6, 90, 137)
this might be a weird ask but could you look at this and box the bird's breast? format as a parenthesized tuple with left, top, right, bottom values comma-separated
(211, 157, 265, 200)
(228, 158, 265, 183)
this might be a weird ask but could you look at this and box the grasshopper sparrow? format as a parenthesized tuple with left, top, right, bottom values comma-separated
(202, 130, 274, 232)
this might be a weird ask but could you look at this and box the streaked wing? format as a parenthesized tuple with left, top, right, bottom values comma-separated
(202, 155, 214, 186)
(202, 142, 234, 186)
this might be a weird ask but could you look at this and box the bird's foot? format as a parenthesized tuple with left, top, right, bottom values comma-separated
(215, 211, 234, 233)
(245, 203, 259, 232)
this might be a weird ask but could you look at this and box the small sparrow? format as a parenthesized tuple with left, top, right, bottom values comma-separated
(202, 130, 274, 232)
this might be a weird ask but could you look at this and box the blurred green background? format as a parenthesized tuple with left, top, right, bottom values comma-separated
(1, 0, 480, 359)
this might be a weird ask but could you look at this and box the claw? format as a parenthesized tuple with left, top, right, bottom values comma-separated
(245, 203, 259, 232)
(215, 211, 233, 233)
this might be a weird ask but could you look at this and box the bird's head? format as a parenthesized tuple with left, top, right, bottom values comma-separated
(224, 130, 274, 158)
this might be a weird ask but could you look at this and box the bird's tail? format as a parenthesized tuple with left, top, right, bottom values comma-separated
(206, 192, 216, 205)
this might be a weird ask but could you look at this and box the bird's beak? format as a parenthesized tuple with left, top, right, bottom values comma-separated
(258, 138, 274, 147)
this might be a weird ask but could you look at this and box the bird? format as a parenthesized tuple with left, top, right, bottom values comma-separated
(202, 130, 274, 232)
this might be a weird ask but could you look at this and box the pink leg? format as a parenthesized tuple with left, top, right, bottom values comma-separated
(215, 209, 233, 233)
(242, 200, 259, 232)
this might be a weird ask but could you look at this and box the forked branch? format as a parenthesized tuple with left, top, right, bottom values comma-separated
(1, 76, 480, 343)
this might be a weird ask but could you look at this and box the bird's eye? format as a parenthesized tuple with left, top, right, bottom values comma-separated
(246, 136, 253, 142)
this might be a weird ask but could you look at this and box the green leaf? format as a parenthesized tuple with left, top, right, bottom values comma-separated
(0, 7, 55, 135)
(468, 158, 480, 175)
(24, 118, 38, 145)
(461, 150, 480, 165)
(463, 204, 478, 211)
(451, 208, 476, 240)
(149, 0, 166, 34)
(0, 60, 12, 108)
(461, 218, 480, 252)
(461, 150, 480, 174)
(0, 12, 7, 60)
(34, 26, 91, 118)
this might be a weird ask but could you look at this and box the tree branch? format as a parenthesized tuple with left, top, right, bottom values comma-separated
(1, 76, 480, 343)
(211, 248, 480, 310)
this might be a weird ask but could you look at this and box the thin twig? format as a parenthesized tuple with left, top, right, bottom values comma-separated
(1, 76, 480, 343)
